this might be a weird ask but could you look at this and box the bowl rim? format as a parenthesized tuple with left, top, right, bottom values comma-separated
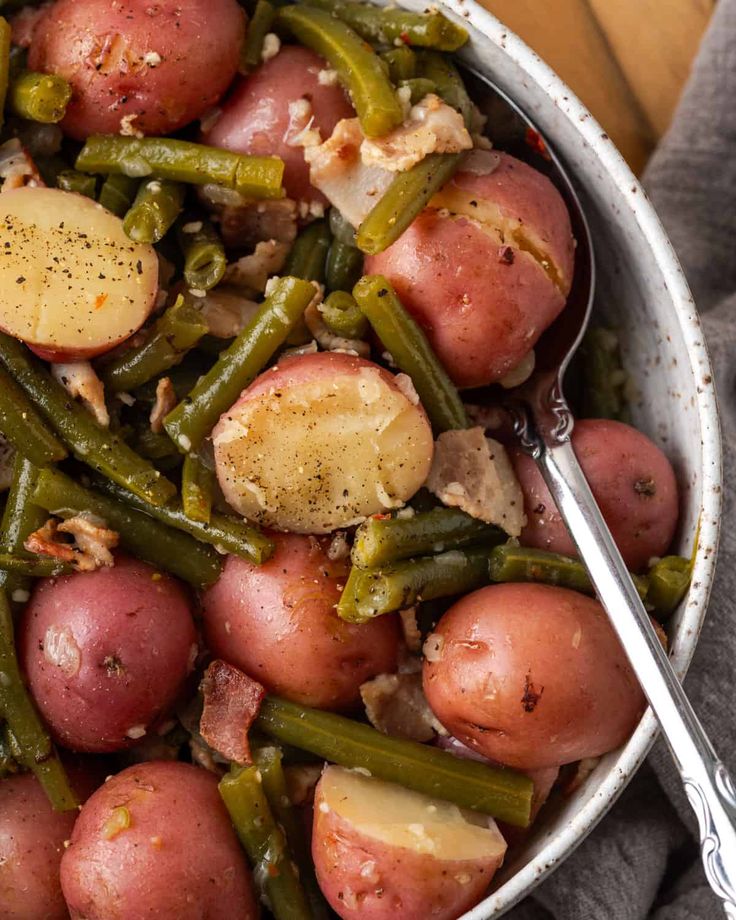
(423, 1, 724, 916)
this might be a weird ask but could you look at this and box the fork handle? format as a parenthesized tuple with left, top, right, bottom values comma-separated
(536, 435, 736, 916)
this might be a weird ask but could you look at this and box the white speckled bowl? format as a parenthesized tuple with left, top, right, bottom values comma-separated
(388, 1, 722, 916)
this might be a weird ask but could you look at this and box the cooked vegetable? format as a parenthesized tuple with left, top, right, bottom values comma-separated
(646, 555, 692, 617)
(257, 695, 533, 827)
(240, 0, 276, 72)
(7, 70, 71, 123)
(380, 45, 417, 82)
(319, 290, 368, 339)
(0, 333, 176, 506)
(181, 453, 215, 524)
(55, 168, 97, 197)
(353, 275, 468, 432)
(580, 326, 630, 421)
(163, 275, 315, 452)
(0, 364, 67, 467)
(76, 136, 285, 198)
(325, 239, 363, 292)
(178, 219, 227, 292)
(0, 456, 47, 604)
(97, 173, 138, 217)
(401, 75, 436, 104)
(276, 5, 403, 138)
(328, 207, 357, 246)
(0, 554, 72, 576)
(284, 219, 331, 282)
(219, 764, 312, 920)
(123, 179, 185, 244)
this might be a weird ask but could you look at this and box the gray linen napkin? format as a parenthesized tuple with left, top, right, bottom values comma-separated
(507, 1, 736, 916)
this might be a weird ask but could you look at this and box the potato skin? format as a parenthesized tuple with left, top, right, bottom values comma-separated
(60, 761, 258, 920)
(19, 556, 197, 753)
(511, 419, 679, 572)
(204, 45, 354, 203)
(29, 0, 245, 139)
(423, 583, 645, 770)
(202, 534, 401, 709)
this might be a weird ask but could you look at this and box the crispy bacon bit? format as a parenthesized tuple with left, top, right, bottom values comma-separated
(198, 287, 260, 338)
(25, 515, 118, 572)
(361, 671, 445, 743)
(284, 764, 323, 807)
(399, 608, 423, 653)
(149, 377, 177, 434)
(223, 240, 290, 296)
(0, 139, 44, 191)
(51, 361, 110, 427)
(199, 660, 266, 766)
(199, 185, 298, 248)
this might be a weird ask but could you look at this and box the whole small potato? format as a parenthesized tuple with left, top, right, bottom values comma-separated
(423, 583, 645, 770)
(0, 768, 100, 920)
(365, 151, 574, 388)
(312, 766, 506, 920)
(29, 0, 245, 139)
(19, 556, 197, 752)
(60, 761, 258, 919)
(213, 352, 434, 533)
(511, 418, 679, 572)
(202, 533, 401, 709)
(204, 45, 354, 204)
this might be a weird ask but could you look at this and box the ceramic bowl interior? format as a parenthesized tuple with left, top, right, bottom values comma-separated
(380, 1, 722, 916)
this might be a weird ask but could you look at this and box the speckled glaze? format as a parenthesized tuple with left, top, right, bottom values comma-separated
(388, 1, 722, 916)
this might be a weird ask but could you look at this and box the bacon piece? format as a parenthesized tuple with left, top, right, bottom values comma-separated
(0, 139, 44, 191)
(149, 377, 177, 434)
(51, 361, 109, 427)
(25, 515, 118, 572)
(199, 660, 266, 766)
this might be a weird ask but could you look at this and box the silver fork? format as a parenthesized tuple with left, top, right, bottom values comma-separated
(464, 66, 736, 914)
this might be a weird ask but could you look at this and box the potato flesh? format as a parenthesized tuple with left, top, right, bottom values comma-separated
(320, 766, 506, 862)
(213, 367, 434, 533)
(0, 188, 158, 355)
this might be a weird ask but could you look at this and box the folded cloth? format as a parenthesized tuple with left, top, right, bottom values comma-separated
(507, 1, 736, 916)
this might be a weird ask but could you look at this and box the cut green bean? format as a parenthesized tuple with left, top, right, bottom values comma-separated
(320, 290, 368, 339)
(101, 295, 209, 393)
(177, 219, 226, 292)
(326, 238, 363, 292)
(123, 179, 185, 244)
(0, 363, 67, 467)
(284, 220, 331, 282)
(56, 169, 97, 198)
(0, 725, 19, 778)
(219, 764, 312, 920)
(257, 696, 533, 827)
(0, 18, 13, 132)
(181, 453, 214, 524)
(338, 546, 493, 623)
(380, 45, 417, 82)
(0, 591, 78, 811)
(241, 0, 276, 71)
(31, 468, 222, 586)
(98, 173, 139, 217)
(303, 0, 468, 51)
(7, 70, 71, 123)
(76, 135, 284, 198)
(277, 5, 403, 137)
(0, 333, 176, 506)
(353, 275, 467, 432)
(0, 456, 47, 604)
(353, 507, 504, 568)
(418, 51, 474, 124)
(646, 555, 691, 617)
(400, 76, 436, 105)
(0, 554, 72, 576)
(94, 478, 274, 566)
(164, 276, 315, 452)
(579, 327, 630, 421)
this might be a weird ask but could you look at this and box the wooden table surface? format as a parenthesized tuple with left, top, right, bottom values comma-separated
(476, 0, 714, 174)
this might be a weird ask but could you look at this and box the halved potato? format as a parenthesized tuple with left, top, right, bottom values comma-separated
(312, 766, 507, 920)
(0, 187, 158, 361)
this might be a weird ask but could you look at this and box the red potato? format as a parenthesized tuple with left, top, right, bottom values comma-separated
(60, 761, 258, 919)
(423, 583, 646, 770)
(202, 534, 401, 709)
(365, 151, 575, 388)
(511, 418, 679, 572)
(313, 766, 506, 920)
(28, 0, 245, 140)
(212, 352, 434, 533)
(0, 187, 158, 361)
(204, 45, 354, 204)
(19, 555, 197, 753)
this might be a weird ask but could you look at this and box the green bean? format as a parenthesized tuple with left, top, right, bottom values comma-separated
(257, 696, 533, 827)
(303, 0, 468, 52)
(400, 76, 436, 105)
(0, 554, 72, 576)
(102, 295, 209, 393)
(123, 179, 185, 244)
(98, 173, 139, 217)
(579, 327, 629, 422)
(94, 478, 274, 566)
(0, 333, 176, 507)
(326, 239, 363, 292)
(338, 546, 492, 623)
(380, 46, 417, 82)
(417, 51, 474, 124)
(55, 169, 97, 198)
(0, 364, 67, 467)
(76, 135, 285, 198)
(277, 5, 403, 137)
(219, 764, 312, 920)
(320, 290, 368, 339)
(646, 555, 691, 617)
(328, 207, 357, 246)
(0, 724, 19, 778)
(488, 543, 649, 598)
(241, 0, 277, 72)
(0, 17, 12, 132)
(181, 453, 214, 524)
(353, 507, 504, 568)
(163, 276, 315, 452)
(353, 275, 467, 432)
(0, 456, 47, 604)
(31, 468, 222, 586)
(177, 219, 226, 292)
(7, 70, 71, 123)
(0, 591, 78, 810)
(284, 220, 331, 283)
